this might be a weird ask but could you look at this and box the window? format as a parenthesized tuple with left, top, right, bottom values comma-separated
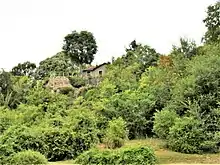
(99, 70, 103, 76)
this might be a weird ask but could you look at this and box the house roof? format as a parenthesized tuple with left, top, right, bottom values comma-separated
(82, 62, 110, 72)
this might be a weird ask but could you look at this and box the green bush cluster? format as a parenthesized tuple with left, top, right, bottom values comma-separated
(68, 76, 86, 88)
(153, 44, 220, 153)
(0, 108, 99, 161)
(153, 109, 178, 139)
(74, 146, 156, 165)
(103, 117, 128, 149)
(9, 150, 47, 165)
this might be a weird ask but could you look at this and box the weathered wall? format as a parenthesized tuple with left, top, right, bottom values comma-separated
(82, 65, 107, 78)
(89, 65, 107, 77)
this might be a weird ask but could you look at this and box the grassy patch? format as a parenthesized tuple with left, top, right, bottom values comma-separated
(49, 160, 73, 164)
(125, 139, 220, 164)
(51, 138, 220, 164)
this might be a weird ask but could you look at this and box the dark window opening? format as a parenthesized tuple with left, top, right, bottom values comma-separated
(99, 71, 103, 76)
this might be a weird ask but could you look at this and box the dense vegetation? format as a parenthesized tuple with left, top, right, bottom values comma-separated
(74, 146, 156, 165)
(0, 1, 219, 164)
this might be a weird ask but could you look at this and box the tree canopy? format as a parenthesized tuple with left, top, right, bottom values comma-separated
(203, 1, 220, 43)
(63, 30, 98, 66)
(35, 52, 77, 79)
(11, 61, 36, 77)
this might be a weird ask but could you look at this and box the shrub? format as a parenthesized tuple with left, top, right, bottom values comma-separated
(10, 150, 47, 165)
(65, 108, 99, 154)
(0, 109, 99, 161)
(153, 109, 179, 139)
(103, 117, 127, 149)
(167, 117, 205, 153)
(74, 146, 156, 165)
(58, 86, 74, 95)
(0, 125, 47, 162)
(0, 107, 17, 135)
(162, 45, 220, 153)
(68, 76, 86, 88)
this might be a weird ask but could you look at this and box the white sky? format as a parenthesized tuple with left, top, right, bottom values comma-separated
(0, 0, 216, 70)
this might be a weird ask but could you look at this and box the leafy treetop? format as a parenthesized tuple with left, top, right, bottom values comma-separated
(63, 30, 98, 66)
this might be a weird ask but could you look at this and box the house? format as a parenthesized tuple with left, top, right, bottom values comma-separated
(82, 62, 109, 78)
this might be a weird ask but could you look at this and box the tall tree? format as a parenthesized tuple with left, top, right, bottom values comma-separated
(62, 31, 97, 67)
(203, 1, 220, 43)
(11, 61, 36, 77)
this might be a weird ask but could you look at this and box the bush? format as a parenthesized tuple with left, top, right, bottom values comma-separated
(0, 107, 17, 135)
(0, 109, 99, 161)
(153, 109, 178, 139)
(167, 117, 205, 153)
(74, 146, 156, 165)
(68, 76, 86, 88)
(0, 125, 47, 163)
(58, 86, 74, 94)
(103, 117, 127, 149)
(161, 45, 220, 153)
(10, 150, 47, 165)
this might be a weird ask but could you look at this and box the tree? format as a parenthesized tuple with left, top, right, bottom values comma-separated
(35, 52, 76, 79)
(62, 31, 97, 67)
(203, 1, 220, 43)
(126, 40, 139, 52)
(172, 38, 197, 59)
(11, 61, 36, 77)
(0, 70, 14, 108)
(0, 69, 13, 96)
(122, 44, 160, 77)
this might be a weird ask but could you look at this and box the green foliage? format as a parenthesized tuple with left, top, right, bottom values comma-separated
(203, 1, 220, 43)
(10, 76, 35, 108)
(58, 86, 74, 95)
(167, 117, 205, 154)
(11, 61, 36, 77)
(153, 109, 178, 139)
(0, 107, 17, 135)
(75, 146, 156, 165)
(172, 38, 197, 59)
(105, 91, 155, 139)
(0, 69, 13, 96)
(16, 104, 46, 126)
(35, 52, 76, 80)
(0, 70, 17, 108)
(26, 81, 71, 115)
(161, 44, 220, 153)
(68, 76, 86, 88)
(114, 44, 160, 81)
(63, 30, 98, 65)
(168, 44, 220, 116)
(1, 6, 220, 160)
(103, 117, 127, 149)
(9, 150, 47, 165)
(0, 108, 99, 161)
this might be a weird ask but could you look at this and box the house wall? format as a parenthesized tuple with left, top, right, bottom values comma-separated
(90, 65, 107, 77)
(82, 65, 107, 78)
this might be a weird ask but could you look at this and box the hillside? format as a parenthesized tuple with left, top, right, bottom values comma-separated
(0, 1, 220, 165)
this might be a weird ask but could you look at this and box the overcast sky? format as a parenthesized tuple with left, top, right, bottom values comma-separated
(0, 0, 216, 70)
